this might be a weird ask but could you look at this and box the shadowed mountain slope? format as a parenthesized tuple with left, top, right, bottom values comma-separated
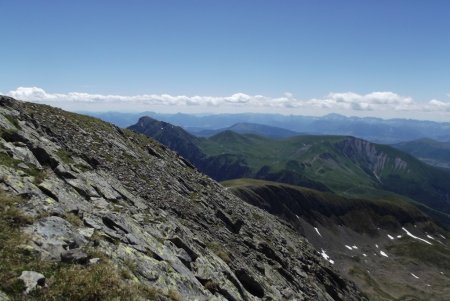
(225, 179, 450, 301)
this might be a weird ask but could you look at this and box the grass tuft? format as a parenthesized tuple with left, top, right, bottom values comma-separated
(4, 115, 21, 130)
(55, 149, 74, 165)
(207, 242, 231, 264)
(64, 212, 83, 227)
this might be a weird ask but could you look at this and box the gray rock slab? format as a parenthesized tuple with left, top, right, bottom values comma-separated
(18, 271, 45, 294)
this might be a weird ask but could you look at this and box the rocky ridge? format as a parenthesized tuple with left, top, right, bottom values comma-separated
(0, 96, 366, 300)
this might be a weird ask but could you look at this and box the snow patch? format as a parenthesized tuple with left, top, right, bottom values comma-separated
(402, 227, 432, 245)
(314, 227, 322, 237)
(345, 245, 353, 250)
(375, 244, 379, 248)
(387, 234, 394, 240)
(352, 245, 358, 249)
(320, 249, 330, 260)
(397, 235, 402, 238)
(320, 249, 334, 264)
(426, 235, 434, 240)
(363, 253, 367, 257)
(410, 273, 419, 279)
(439, 234, 446, 240)
(379, 251, 388, 257)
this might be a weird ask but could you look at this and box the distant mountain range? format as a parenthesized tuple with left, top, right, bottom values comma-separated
(129, 116, 450, 226)
(188, 122, 302, 139)
(85, 111, 450, 143)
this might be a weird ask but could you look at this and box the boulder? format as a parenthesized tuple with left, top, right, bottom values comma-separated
(26, 216, 86, 260)
(18, 271, 45, 294)
(60, 249, 90, 264)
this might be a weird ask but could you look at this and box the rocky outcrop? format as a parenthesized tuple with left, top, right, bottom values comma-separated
(336, 137, 409, 180)
(129, 116, 206, 166)
(0, 96, 366, 300)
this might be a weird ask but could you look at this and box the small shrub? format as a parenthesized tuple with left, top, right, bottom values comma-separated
(251, 211, 264, 221)
(31, 169, 49, 185)
(204, 280, 220, 292)
(64, 212, 83, 227)
(4, 115, 21, 130)
(168, 288, 183, 301)
(0, 152, 21, 168)
(56, 149, 73, 164)
(207, 242, 232, 264)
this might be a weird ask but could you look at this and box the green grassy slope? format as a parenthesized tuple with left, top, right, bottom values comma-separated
(129, 119, 450, 217)
(206, 133, 450, 215)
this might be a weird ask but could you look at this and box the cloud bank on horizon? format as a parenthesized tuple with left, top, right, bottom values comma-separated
(3, 87, 450, 121)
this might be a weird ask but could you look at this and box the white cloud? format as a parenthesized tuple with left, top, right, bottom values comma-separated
(5, 87, 450, 118)
(426, 99, 450, 111)
(307, 91, 414, 111)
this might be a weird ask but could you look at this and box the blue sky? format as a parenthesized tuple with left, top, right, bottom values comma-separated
(1, 0, 450, 120)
